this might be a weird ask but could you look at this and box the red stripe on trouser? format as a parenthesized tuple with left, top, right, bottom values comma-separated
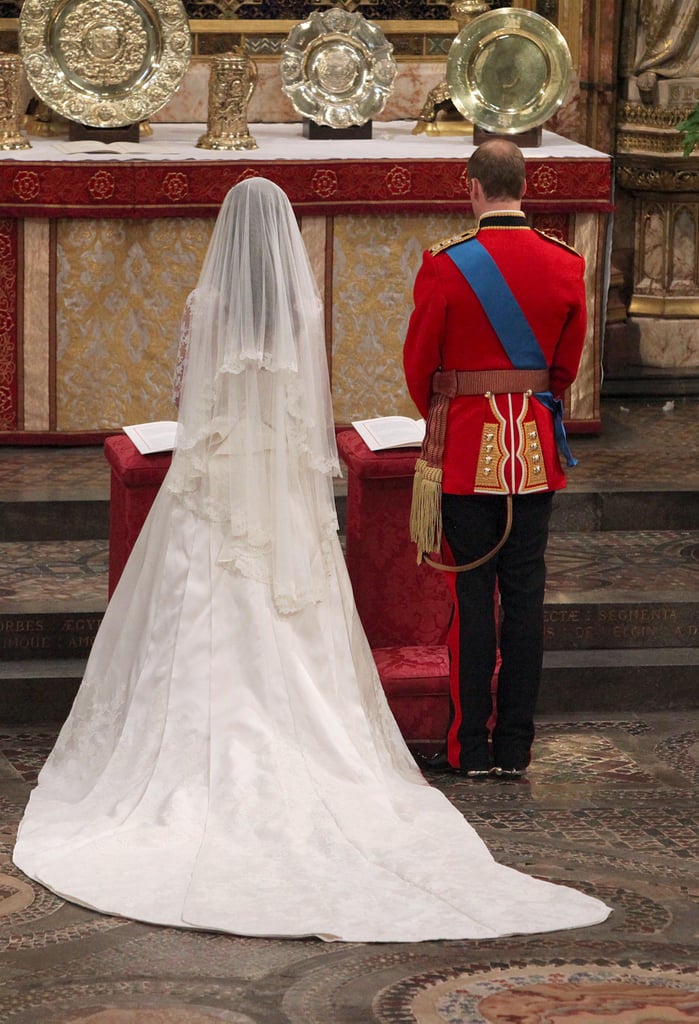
(446, 572, 463, 767)
(446, 580, 502, 767)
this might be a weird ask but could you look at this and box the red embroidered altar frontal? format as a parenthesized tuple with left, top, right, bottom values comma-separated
(0, 123, 613, 218)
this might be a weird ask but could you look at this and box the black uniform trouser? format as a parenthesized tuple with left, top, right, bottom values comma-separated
(441, 490, 553, 771)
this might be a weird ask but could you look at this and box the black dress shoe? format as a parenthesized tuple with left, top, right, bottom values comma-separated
(416, 750, 490, 778)
(416, 750, 457, 773)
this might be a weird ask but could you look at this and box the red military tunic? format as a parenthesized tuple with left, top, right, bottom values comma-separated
(403, 211, 586, 495)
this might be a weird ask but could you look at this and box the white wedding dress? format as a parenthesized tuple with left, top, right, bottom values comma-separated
(14, 178, 610, 942)
(13, 479, 610, 943)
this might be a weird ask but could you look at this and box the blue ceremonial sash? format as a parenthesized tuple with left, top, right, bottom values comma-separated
(447, 238, 577, 467)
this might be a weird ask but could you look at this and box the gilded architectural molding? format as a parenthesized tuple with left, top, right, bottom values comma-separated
(616, 161, 699, 193)
(617, 101, 694, 129)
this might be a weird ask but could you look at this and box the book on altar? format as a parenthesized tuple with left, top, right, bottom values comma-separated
(52, 141, 183, 157)
(123, 421, 178, 455)
(351, 416, 425, 451)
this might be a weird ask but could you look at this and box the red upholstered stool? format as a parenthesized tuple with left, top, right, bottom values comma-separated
(371, 646, 451, 744)
(337, 430, 452, 746)
(104, 435, 172, 597)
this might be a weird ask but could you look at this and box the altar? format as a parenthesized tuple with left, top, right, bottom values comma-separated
(0, 121, 613, 439)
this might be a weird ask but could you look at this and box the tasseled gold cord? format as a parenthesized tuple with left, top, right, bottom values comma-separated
(409, 457, 443, 563)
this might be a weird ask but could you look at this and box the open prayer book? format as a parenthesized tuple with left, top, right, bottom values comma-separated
(352, 416, 425, 452)
(123, 421, 178, 455)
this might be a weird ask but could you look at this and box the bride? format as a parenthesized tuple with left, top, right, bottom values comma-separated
(13, 178, 610, 942)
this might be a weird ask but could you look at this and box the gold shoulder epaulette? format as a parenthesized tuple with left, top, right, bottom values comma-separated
(533, 228, 583, 258)
(429, 227, 478, 256)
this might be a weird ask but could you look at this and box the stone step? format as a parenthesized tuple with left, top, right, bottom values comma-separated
(0, 447, 110, 542)
(0, 611, 104, 661)
(550, 489, 699, 532)
(2, 531, 697, 656)
(0, 528, 697, 721)
(543, 530, 699, 650)
(0, 539, 107, 665)
(3, 486, 697, 541)
(0, 659, 85, 723)
(2, 396, 699, 542)
(0, 499, 109, 542)
(540, 649, 699, 713)
(3, 649, 697, 724)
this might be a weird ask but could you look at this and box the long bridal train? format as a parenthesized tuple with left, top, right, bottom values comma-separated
(14, 483, 611, 943)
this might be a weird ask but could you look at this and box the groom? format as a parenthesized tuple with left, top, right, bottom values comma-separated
(403, 138, 586, 778)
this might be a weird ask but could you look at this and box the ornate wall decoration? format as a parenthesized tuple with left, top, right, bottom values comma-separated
(0, 1, 550, 29)
(2, 1, 455, 18)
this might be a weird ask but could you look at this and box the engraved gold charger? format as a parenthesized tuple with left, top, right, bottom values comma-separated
(446, 7, 572, 134)
(280, 8, 396, 129)
(19, 0, 192, 128)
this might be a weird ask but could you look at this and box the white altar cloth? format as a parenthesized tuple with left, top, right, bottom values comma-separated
(1, 121, 609, 163)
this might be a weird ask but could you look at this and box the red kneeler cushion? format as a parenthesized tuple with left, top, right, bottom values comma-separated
(372, 645, 451, 745)
(337, 430, 453, 743)
(104, 435, 172, 597)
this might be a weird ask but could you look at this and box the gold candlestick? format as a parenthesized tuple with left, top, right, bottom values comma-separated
(412, 1, 491, 136)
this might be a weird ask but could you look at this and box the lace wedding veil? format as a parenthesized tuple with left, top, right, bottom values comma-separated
(167, 178, 340, 613)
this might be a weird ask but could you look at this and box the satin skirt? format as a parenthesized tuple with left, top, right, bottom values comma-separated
(13, 484, 610, 942)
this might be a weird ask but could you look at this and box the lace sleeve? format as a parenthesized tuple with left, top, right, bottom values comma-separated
(172, 294, 194, 408)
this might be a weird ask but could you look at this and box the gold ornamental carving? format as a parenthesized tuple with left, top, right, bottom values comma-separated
(57, 0, 150, 87)
(0, 54, 31, 151)
(618, 101, 695, 130)
(197, 51, 258, 151)
(616, 101, 698, 156)
(617, 161, 699, 193)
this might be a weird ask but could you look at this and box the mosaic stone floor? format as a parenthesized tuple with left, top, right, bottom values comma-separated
(1, 529, 698, 612)
(0, 713, 697, 1023)
(563, 396, 699, 491)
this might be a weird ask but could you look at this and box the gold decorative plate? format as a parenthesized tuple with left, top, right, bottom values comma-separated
(446, 7, 572, 134)
(280, 8, 396, 129)
(19, 0, 191, 128)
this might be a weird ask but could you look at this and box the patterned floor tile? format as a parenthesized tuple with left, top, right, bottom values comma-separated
(0, 448, 110, 502)
(546, 530, 699, 593)
(0, 541, 108, 607)
(375, 959, 699, 1024)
